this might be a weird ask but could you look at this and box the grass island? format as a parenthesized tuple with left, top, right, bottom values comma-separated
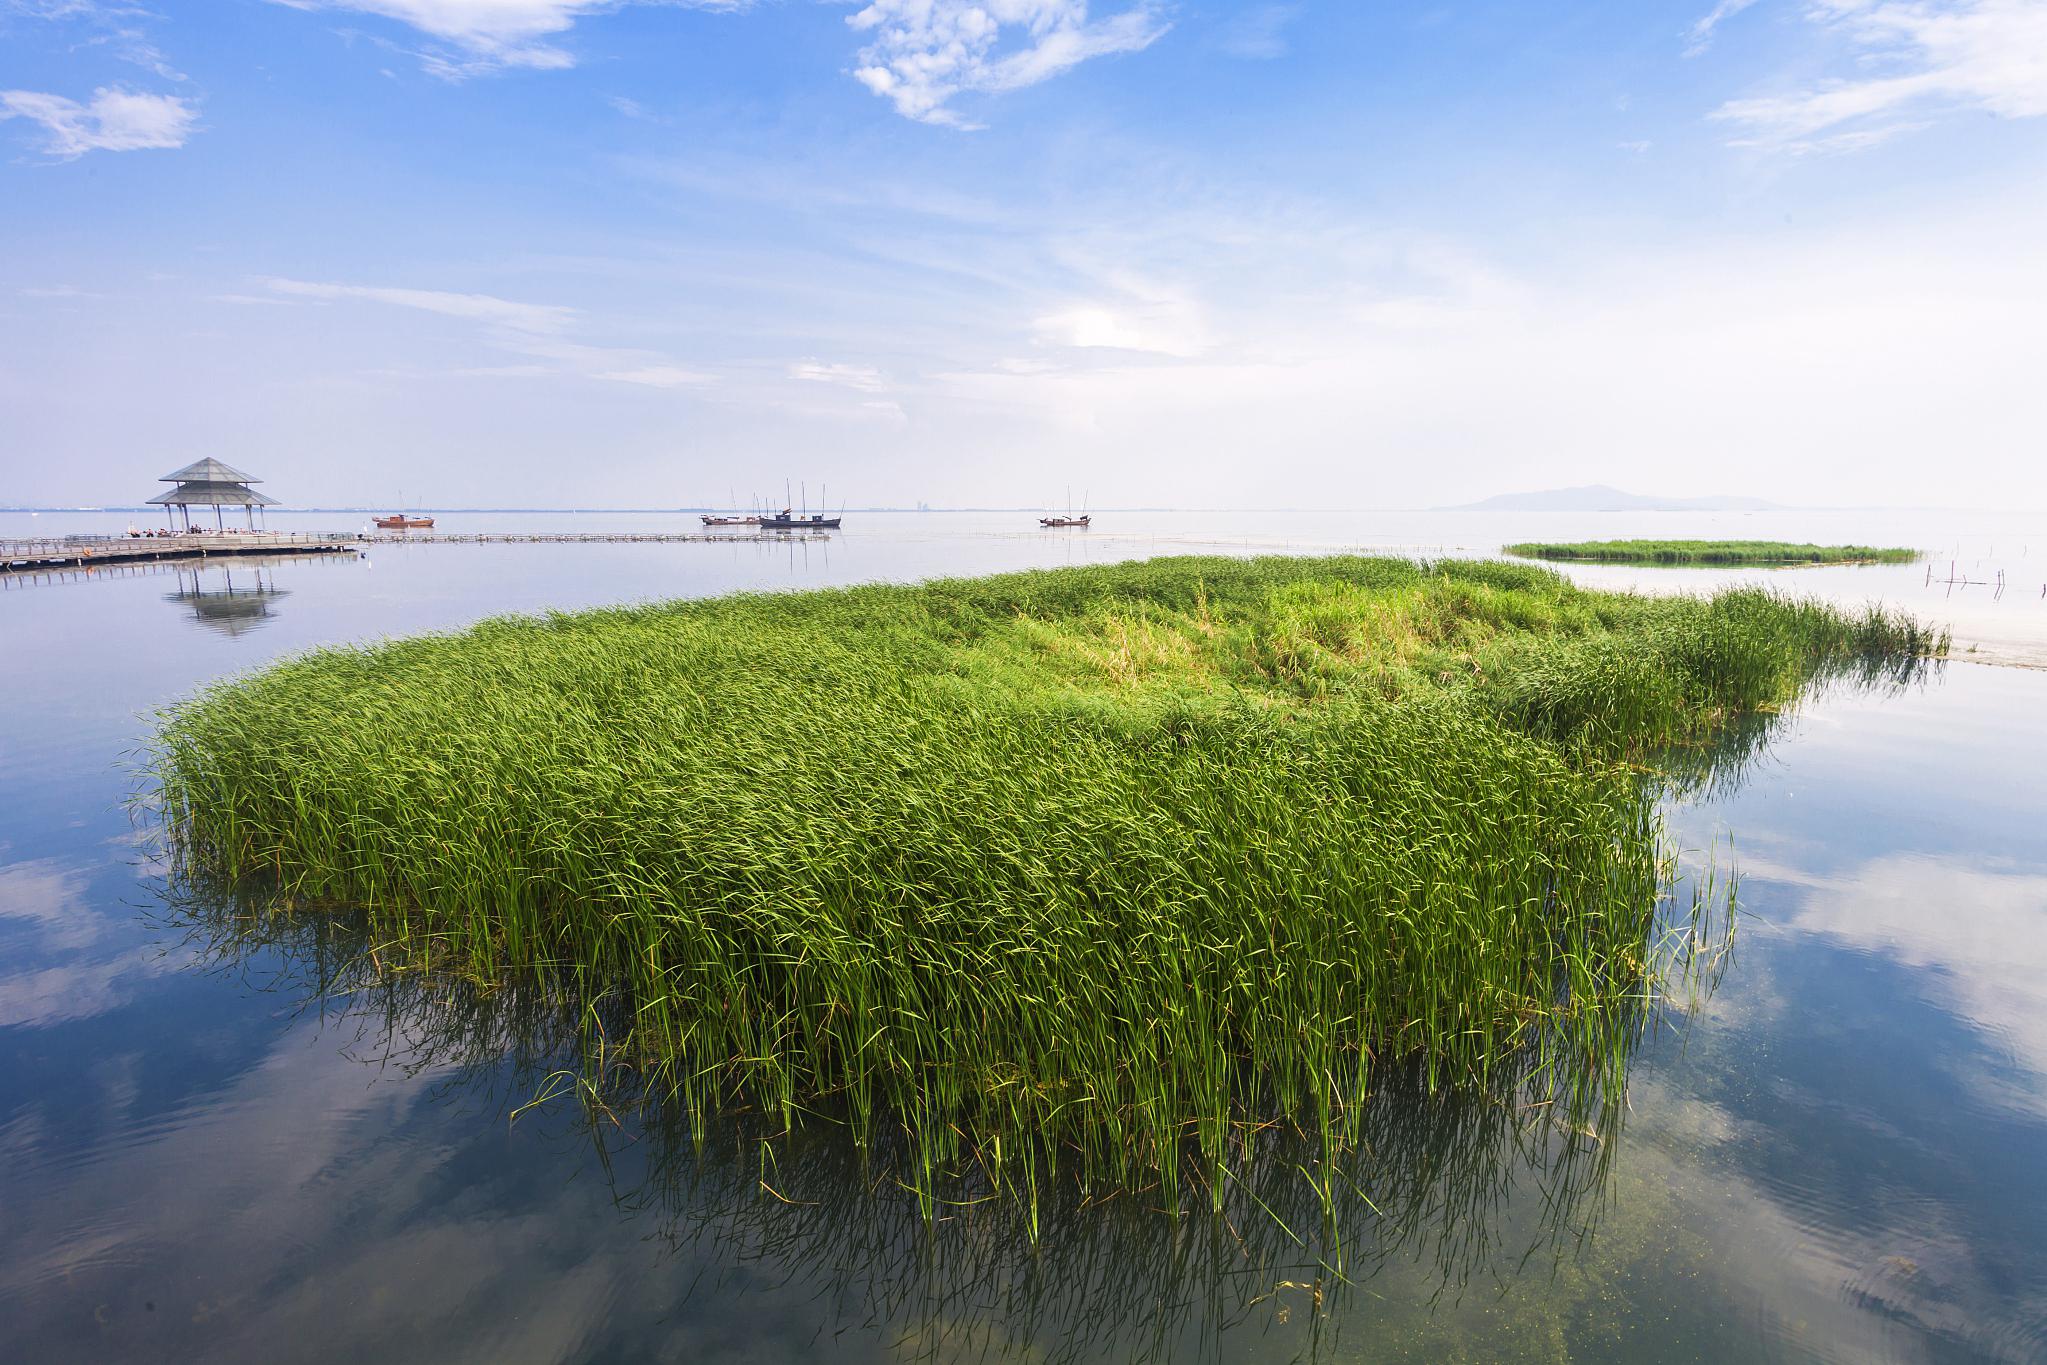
(1502, 539, 1922, 566)
(154, 555, 1944, 1208)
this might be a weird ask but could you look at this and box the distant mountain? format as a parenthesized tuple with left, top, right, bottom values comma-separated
(1443, 484, 1784, 512)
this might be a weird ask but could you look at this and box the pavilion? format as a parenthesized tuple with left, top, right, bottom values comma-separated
(147, 459, 279, 531)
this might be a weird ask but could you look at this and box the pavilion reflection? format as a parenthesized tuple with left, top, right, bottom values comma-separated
(166, 563, 291, 636)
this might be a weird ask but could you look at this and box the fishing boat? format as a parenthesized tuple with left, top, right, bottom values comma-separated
(758, 509, 841, 531)
(700, 514, 759, 527)
(1039, 487, 1090, 528)
(374, 514, 434, 529)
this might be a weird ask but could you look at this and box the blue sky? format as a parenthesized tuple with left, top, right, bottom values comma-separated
(3, 1, 2043, 509)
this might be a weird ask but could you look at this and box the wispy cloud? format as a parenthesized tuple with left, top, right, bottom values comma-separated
(1684, 0, 1763, 56)
(605, 94, 663, 122)
(269, 0, 753, 78)
(0, 86, 196, 157)
(7, 0, 188, 79)
(847, 0, 1169, 128)
(255, 276, 723, 391)
(790, 360, 887, 391)
(1214, 4, 1298, 60)
(262, 277, 578, 333)
(1712, 0, 2047, 148)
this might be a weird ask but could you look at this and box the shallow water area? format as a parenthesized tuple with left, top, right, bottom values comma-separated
(3, 508, 2045, 1362)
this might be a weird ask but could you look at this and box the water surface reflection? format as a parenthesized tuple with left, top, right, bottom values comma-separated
(2, 531, 2045, 1362)
(146, 880, 1673, 1365)
(166, 564, 294, 637)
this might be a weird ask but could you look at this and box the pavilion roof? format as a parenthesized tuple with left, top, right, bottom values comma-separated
(147, 480, 280, 507)
(160, 458, 261, 485)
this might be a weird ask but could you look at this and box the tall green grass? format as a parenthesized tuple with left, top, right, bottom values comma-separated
(150, 555, 1942, 1211)
(1503, 539, 1922, 566)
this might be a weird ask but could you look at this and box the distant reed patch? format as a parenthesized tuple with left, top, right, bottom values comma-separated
(1502, 539, 1922, 566)
(151, 555, 1943, 1211)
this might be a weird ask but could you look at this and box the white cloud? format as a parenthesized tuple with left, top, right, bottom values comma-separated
(847, 0, 1169, 127)
(790, 360, 888, 391)
(1785, 853, 2047, 1111)
(1685, 0, 1763, 56)
(1712, 0, 2047, 147)
(909, 193, 2047, 507)
(270, 0, 752, 77)
(0, 859, 173, 1028)
(0, 86, 196, 157)
(1031, 265, 1210, 358)
(262, 277, 578, 333)
(1032, 304, 1200, 355)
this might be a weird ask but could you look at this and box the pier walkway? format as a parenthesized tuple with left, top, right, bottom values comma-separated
(362, 530, 832, 545)
(2, 527, 837, 573)
(1, 532, 356, 574)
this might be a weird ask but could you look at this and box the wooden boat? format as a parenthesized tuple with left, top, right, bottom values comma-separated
(759, 510, 841, 530)
(1040, 487, 1089, 528)
(374, 514, 434, 529)
(700, 514, 760, 527)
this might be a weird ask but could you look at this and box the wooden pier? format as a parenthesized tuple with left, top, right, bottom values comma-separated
(2, 527, 839, 574)
(361, 530, 834, 545)
(0, 532, 356, 574)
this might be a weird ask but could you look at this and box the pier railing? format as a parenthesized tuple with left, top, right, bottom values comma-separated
(1, 531, 352, 557)
(4, 527, 837, 572)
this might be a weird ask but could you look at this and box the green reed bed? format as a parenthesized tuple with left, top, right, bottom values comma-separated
(151, 555, 1943, 1210)
(1503, 539, 1922, 566)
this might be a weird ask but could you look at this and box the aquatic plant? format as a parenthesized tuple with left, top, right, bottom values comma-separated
(151, 555, 1942, 1212)
(1502, 539, 1922, 566)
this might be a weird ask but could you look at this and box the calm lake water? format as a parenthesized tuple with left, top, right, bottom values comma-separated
(3, 509, 2044, 1362)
